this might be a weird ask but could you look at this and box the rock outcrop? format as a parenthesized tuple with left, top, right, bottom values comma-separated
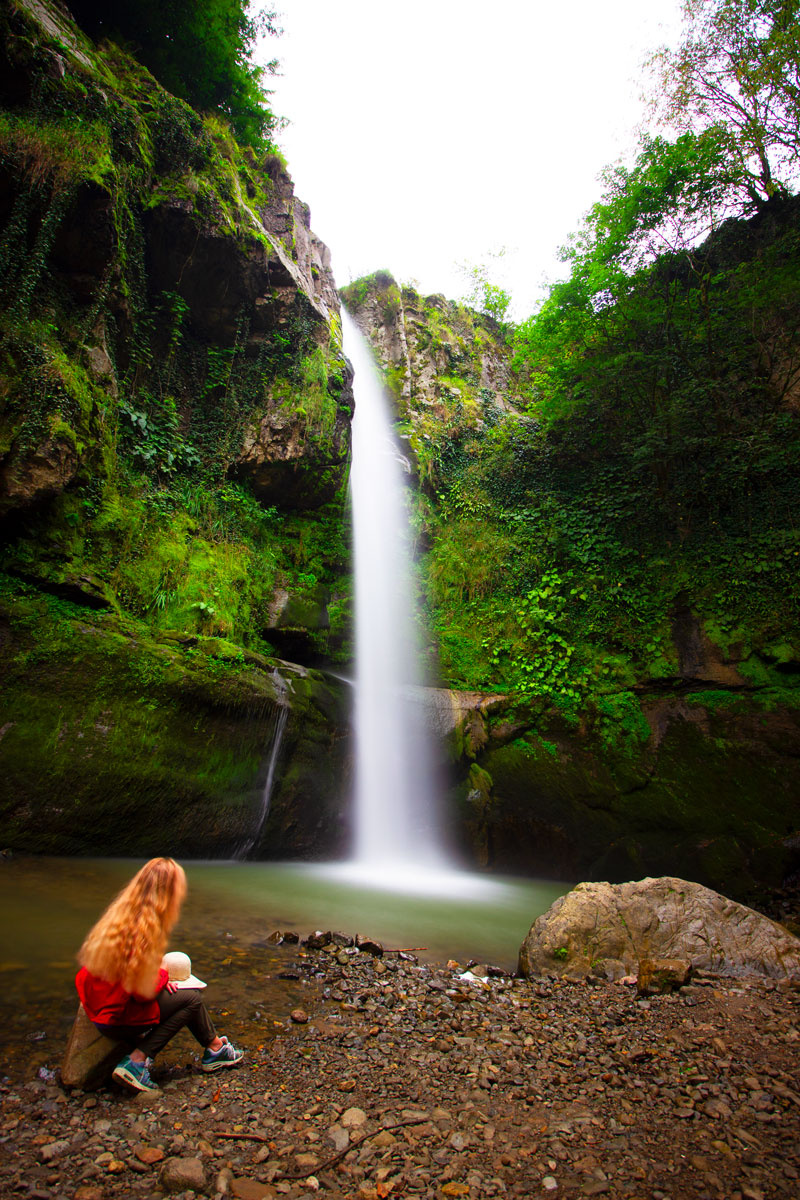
(342, 272, 521, 479)
(447, 690, 800, 899)
(0, 0, 355, 854)
(519, 877, 800, 981)
(0, 587, 351, 857)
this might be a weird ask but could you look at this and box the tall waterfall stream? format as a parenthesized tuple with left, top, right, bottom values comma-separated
(344, 312, 449, 881)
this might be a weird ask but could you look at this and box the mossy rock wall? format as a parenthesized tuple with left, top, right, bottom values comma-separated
(0, 586, 351, 857)
(0, 0, 356, 861)
(449, 691, 800, 902)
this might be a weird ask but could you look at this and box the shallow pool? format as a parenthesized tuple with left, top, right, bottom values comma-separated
(0, 856, 569, 1078)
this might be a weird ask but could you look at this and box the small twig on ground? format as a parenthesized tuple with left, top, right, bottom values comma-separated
(214, 1131, 270, 1143)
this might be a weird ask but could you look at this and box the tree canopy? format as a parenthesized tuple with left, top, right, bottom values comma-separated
(510, 0, 800, 542)
(67, 0, 279, 149)
(648, 0, 800, 208)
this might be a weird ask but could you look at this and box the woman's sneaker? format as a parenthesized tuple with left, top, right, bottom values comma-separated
(112, 1054, 158, 1093)
(201, 1036, 244, 1072)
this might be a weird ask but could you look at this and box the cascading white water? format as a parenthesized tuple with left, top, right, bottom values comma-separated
(344, 312, 448, 880)
(237, 705, 288, 859)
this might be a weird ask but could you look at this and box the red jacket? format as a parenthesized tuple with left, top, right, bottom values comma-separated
(76, 965, 169, 1026)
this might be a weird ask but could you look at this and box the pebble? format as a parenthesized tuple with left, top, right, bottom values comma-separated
(134, 1144, 166, 1163)
(39, 1139, 69, 1161)
(159, 1155, 207, 1193)
(327, 1125, 350, 1152)
(341, 1107, 367, 1128)
(231, 1179, 275, 1199)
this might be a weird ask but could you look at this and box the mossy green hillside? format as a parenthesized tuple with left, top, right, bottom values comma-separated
(347, 241, 800, 897)
(0, 0, 354, 855)
(341, 274, 515, 487)
(346, 194, 800, 739)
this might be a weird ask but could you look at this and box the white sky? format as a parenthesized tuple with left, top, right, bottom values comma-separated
(262, 0, 685, 318)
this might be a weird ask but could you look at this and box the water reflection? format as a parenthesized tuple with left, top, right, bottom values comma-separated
(0, 856, 568, 1079)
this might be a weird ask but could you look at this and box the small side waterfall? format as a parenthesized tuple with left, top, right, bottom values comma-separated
(237, 705, 288, 859)
(344, 312, 448, 880)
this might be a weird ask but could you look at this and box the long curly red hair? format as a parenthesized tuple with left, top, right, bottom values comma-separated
(78, 858, 187, 996)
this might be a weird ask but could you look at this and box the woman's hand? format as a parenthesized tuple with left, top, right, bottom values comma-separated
(165, 980, 180, 994)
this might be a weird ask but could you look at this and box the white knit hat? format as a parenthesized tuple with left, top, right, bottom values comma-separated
(162, 951, 206, 989)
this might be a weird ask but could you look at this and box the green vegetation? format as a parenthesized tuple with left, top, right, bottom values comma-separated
(346, 0, 800, 756)
(0, 569, 348, 856)
(0, 0, 351, 663)
(647, 0, 800, 208)
(457, 252, 512, 328)
(66, 0, 280, 149)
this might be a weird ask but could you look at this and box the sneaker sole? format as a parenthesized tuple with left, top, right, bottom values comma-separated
(112, 1064, 159, 1093)
(201, 1056, 244, 1073)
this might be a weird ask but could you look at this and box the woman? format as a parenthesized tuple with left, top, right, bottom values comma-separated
(76, 857, 243, 1093)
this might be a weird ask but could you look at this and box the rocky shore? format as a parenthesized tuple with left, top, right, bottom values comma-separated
(2, 935, 800, 1200)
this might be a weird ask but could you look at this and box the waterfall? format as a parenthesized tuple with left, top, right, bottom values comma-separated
(237, 705, 288, 859)
(344, 312, 448, 879)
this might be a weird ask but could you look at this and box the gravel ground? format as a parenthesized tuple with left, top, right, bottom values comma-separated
(2, 937, 799, 1200)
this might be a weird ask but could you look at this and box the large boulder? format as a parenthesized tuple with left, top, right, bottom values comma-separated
(518, 877, 800, 981)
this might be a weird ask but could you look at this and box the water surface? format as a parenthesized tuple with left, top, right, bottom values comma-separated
(0, 856, 568, 1078)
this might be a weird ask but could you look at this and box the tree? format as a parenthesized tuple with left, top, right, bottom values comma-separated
(561, 131, 742, 284)
(511, 123, 800, 535)
(67, 0, 280, 149)
(458, 252, 512, 326)
(648, 0, 800, 208)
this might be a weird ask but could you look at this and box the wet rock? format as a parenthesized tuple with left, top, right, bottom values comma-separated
(290, 1009, 309, 1024)
(330, 932, 354, 947)
(159, 1155, 206, 1193)
(355, 935, 384, 957)
(304, 931, 332, 950)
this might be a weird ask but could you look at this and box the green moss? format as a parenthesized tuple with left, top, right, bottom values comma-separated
(0, 113, 114, 189)
(0, 575, 345, 855)
(686, 689, 744, 711)
(595, 691, 651, 753)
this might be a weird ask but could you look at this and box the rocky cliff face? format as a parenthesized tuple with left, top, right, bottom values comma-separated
(343, 272, 521, 481)
(0, 0, 353, 854)
(346, 273, 800, 906)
